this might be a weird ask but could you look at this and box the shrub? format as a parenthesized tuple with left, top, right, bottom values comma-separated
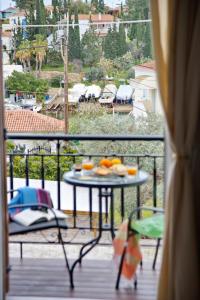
(126, 68, 135, 79)
(46, 50, 63, 68)
(50, 76, 61, 88)
(85, 67, 105, 82)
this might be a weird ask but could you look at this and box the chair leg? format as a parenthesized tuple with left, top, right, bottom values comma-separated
(115, 245, 127, 289)
(134, 274, 137, 289)
(152, 238, 161, 270)
(58, 229, 73, 288)
(20, 242, 23, 260)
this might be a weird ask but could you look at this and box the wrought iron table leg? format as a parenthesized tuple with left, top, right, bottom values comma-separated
(70, 188, 103, 288)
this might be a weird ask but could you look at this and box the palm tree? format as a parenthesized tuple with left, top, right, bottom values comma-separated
(32, 34, 48, 78)
(15, 40, 32, 72)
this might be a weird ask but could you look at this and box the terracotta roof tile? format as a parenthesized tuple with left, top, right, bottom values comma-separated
(5, 110, 65, 133)
(136, 61, 156, 71)
(71, 14, 114, 22)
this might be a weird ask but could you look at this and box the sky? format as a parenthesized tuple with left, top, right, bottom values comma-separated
(0, 0, 122, 10)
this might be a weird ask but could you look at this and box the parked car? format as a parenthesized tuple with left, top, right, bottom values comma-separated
(84, 85, 101, 101)
(68, 83, 87, 104)
(99, 84, 117, 106)
(115, 85, 134, 104)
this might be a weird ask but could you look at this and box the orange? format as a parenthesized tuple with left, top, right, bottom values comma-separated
(111, 158, 122, 165)
(127, 168, 137, 175)
(99, 158, 113, 168)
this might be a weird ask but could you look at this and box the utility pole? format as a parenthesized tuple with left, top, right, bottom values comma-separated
(61, 13, 69, 134)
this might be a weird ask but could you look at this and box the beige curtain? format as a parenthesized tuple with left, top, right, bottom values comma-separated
(150, 0, 200, 299)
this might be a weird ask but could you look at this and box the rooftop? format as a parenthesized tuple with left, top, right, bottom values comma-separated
(136, 61, 156, 71)
(5, 110, 65, 133)
(71, 14, 114, 22)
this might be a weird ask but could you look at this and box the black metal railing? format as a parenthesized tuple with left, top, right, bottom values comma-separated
(7, 133, 164, 243)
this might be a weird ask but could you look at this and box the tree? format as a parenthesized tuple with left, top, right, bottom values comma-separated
(35, 0, 47, 36)
(26, 1, 36, 40)
(81, 28, 102, 66)
(98, 0, 104, 13)
(68, 13, 75, 61)
(6, 71, 48, 103)
(32, 35, 48, 77)
(125, 0, 152, 58)
(72, 9, 81, 59)
(85, 67, 105, 81)
(52, 0, 59, 23)
(15, 40, 32, 72)
(103, 25, 126, 59)
(118, 23, 128, 57)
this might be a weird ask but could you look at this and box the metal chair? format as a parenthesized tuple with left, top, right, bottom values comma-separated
(115, 206, 164, 289)
(8, 189, 74, 288)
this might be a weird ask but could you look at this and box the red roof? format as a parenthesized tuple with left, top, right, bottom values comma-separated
(71, 14, 114, 22)
(5, 110, 65, 133)
(136, 61, 156, 71)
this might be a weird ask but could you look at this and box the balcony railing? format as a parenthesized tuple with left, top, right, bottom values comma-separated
(7, 133, 164, 245)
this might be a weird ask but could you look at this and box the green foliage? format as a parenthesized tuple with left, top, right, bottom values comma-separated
(118, 23, 128, 56)
(68, 11, 81, 61)
(35, 0, 47, 36)
(6, 141, 15, 153)
(8, 146, 76, 181)
(46, 49, 63, 67)
(6, 71, 48, 103)
(125, 0, 152, 59)
(69, 0, 91, 14)
(126, 68, 135, 79)
(85, 67, 105, 82)
(50, 76, 62, 88)
(81, 28, 102, 66)
(113, 52, 133, 71)
(98, 0, 105, 13)
(103, 24, 128, 59)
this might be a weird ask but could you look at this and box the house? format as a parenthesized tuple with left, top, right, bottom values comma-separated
(5, 110, 65, 133)
(8, 9, 26, 26)
(48, 13, 115, 46)
(0, 7, 17, 20)
(63, 13, 115, 38)
(129, 61, 163, 114)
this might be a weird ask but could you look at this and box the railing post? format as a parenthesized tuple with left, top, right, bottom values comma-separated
(136, 156, 141, 219)
(25, 155, 29, 186)
(153, 157, 157, 208)
(9, 155, 14, 198)
(56, 140, 61, 210)
(41, 155, 45, 189)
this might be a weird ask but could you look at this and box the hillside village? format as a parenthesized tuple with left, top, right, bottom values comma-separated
(1, 0, 162, 137)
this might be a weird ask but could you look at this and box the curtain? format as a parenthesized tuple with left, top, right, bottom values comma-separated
(150, 1, 200, 299)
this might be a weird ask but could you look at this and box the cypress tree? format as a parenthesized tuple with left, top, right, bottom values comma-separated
(143, 23, 152, 58)
(103, 27, 112, 59)
(26, 2, 35, 40)
(98, 0, 104, 13)
(52, 0, 59, 23)
(118, 23, 127, 57)
(73, 9, 81, 59)
(68, 13, 74, 61)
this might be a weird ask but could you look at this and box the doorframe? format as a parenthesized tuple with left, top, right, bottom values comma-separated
(0, 20, 8, 300)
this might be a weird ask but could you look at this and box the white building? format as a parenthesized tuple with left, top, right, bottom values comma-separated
(62, 13, 115, 38)
(129, 61, 163, 115)
(8, 9, 26, 26)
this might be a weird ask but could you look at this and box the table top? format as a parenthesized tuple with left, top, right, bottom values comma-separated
(63, 170, 148, 189)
